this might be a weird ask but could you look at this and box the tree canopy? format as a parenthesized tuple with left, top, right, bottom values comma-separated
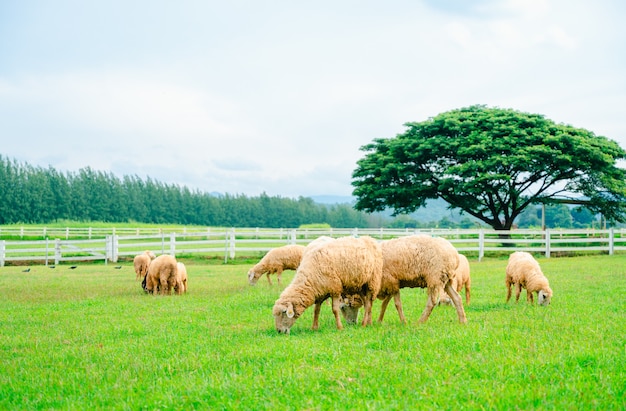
(352, 105, 626, 230)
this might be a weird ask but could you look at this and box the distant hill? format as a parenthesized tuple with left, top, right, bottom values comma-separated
(310, 195, 468, 223)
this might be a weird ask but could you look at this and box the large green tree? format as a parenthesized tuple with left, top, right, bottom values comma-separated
(352, 105, 626, 230)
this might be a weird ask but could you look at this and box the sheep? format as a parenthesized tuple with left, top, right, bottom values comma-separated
(144, 254, 179, 295)
(505, 251, 553, 306)
(302, 235, 368, 327)
(272, 235, 383, 334)
(438, 253, 471, 306)
(375, 235, 467, 324)
(175, 262, 188, 294)
(133, 250, 156, 280)
(247, 244, 306, 286)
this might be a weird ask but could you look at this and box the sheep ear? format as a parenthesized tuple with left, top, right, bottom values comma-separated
(286, 302, 295, 318)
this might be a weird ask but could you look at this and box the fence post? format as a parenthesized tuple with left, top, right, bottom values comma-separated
(55, 239, 61, 265)
(230, 229, 236, 260)
(105, 235, 111, 262)
(545, 229, 551, 258)
(0, 240, 5, 267)
(289, 229, 296, 245)
(170, 233, 176, 256)
(112, 235, 118, 263)
(609, 228, 614, 255)
(45, 238, 49, 266)
(478, 229, 484, 262)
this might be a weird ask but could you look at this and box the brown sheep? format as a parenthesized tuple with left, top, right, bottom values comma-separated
(175, 262, 188, 294)
(247, 244, 306, 286)
(273, 236, 383, 334)
(376, 235, 467, 324)
(145, 254, 179, 296)
(506, 251, 553, 306)
(133, 250, 156, 280)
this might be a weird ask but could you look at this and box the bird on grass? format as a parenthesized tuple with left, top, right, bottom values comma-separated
(48, 265, 55, 269)
(114, 266, 122, 269)
(70, 266, 77, 269)
(22, 268, 31, 272)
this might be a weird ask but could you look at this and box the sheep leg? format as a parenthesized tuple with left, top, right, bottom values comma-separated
(444, 282, 467, 324)
(361, 293, 374, 327)
(377, 295, 392, 323)
(312, 302, 322, 330)
(515, 284, 522, 302)
(266, 273, 273, 286)
(418, 286, 439, 323)
(331, 296, 344, 330)
(506, 281, 512, 303)
(276, 268, 282, 286)
(527, 290, 534, 304)
(465, 286, 471, 306)
(392, 293, 407, 324)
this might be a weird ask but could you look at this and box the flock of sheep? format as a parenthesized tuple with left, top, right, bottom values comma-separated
(134, 250, 188, 295)
(247, 235, 553, 334)
(130, 234, 553, 334)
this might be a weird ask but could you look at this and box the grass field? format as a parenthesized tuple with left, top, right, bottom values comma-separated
(1, 254, 625, 410)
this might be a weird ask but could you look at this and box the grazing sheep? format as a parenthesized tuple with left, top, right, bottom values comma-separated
(506, 251, 553, 306)
(376, 235, 467, 324)
(134, 250, 156, 280)
(247, 244, 306, 286)
(175, 262, 188, 294)
(272, 235, 383, 334)
(144, 254, 179, 296)
(438, 253, 471, 306)
(307, 238, 359, 326)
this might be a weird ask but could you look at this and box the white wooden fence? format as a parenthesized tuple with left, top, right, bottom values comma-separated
(0, 227, 625, 267)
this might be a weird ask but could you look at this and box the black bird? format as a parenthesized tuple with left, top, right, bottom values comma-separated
(114, 266, 122, 269)
(49, 265, 56, 269)
(22, 268, 31, 272)
(70, 266, 77, 269)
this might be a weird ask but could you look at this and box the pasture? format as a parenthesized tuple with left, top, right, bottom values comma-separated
(1, 254, 625, 410)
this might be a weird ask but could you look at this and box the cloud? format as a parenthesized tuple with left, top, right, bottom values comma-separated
(1, 1, 624, 199)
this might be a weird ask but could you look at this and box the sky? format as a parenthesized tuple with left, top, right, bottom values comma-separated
(1, 0, 625, 199)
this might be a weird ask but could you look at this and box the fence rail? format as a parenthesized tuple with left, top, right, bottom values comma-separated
(0, 227, 625, 266)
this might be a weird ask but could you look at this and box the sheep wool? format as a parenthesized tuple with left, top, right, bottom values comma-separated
(247, 244, 306, 286)
(145, 254, 179, 296)
(377, 235, 467, 324)
(272, 235, 383, 334)
(506, 251, 553, 306)
(133, 250, 156, 280)
(175, 262, 188, 294)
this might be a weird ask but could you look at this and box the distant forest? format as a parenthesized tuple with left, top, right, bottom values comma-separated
(0, 155, 606, 229)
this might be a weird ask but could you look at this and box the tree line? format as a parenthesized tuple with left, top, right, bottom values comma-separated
(0, 155, 373, 227)
(0, 155, 612, 229)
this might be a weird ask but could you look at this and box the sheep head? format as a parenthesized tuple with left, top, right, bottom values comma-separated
(538, 288, 553, 306)
(340, 294, 363, 324)
(141, 275, 150, 294)
(273, 301, 297, 334)
(247, 269, 261, 286)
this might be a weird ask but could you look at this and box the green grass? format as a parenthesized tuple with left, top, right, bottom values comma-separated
(1, 255, 625, 410)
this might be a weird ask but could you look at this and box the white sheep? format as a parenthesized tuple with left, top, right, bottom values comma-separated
(175, 262, 188, 294)
(247, 244, 306, 286)
(438, 253, 471, 306)
(144, 254, 179, 296)
(505, 251, 553, 306)
(376, 235, 467, 324)
(133, 250, 156, 280)
(272, 235, 383, 334)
